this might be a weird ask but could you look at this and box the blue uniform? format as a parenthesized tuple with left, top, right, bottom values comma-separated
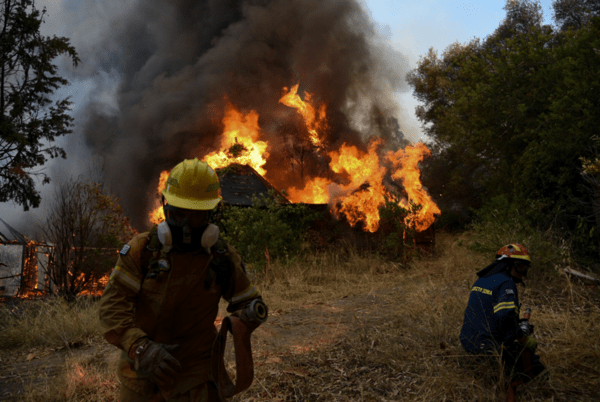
(460, 271, 525, 354)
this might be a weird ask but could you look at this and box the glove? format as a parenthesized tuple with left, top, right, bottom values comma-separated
(132, 338, 182, 387)
(519, 335, 538, 352)
(519, 319, 534, 336)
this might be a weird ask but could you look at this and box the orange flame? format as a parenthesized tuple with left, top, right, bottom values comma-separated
(148, 104, 269, 225)
(286, 177, 331, 204)
(386, 143, 441, 232)
(205, 103, 269, 176)
(148, 171, 169, 224)
(16, 240, 43, 299)
(280, 84, 327, 148)
(283, 139, 439, 233)
(329, 140, 387, 232)
(144, 83, 439, 234)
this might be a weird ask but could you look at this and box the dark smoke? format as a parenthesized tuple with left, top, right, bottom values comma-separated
(57, 0, 411, 230)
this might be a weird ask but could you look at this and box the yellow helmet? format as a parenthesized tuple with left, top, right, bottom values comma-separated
(162, 158, 222, 210)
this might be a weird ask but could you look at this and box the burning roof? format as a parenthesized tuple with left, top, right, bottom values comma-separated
(147, 87, 440, 233)
(0, 219, 28, 245)
(217, 164, 289, 207)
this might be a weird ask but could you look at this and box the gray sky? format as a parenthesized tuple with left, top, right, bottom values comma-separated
(361, 0, 555, 142)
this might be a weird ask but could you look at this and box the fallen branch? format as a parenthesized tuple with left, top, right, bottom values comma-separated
(564, 267, 600, 283)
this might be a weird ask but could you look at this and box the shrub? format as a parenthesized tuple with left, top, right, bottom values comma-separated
(467, 198, 573, 276)
(377, 192, 420, 264)
(217, 191, 321, 270)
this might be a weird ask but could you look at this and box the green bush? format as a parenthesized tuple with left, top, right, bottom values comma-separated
(467, 198, 573, 275)
(217, 191, 321, 270)
(377, 193, 420, 264)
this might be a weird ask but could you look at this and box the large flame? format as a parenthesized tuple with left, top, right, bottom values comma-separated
(278, 85, 439, 233)
(286, 177, 331, 204)
(148, 104, 269, 224)
(329, 140, 387, 232)
(146, 83, 439, 234)
(279, 84, 327, 148)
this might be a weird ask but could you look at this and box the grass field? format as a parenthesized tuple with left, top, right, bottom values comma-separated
(0, 231, 598, 401)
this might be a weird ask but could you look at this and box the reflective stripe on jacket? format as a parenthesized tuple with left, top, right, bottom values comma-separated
(459, 271, 524, 354)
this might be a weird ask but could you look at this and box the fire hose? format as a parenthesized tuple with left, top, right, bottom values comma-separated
(211, 299, 268, 402)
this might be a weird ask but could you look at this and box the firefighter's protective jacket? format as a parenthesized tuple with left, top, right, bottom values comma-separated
(98, 231, 261, 399)
(459, 270, 525, 354)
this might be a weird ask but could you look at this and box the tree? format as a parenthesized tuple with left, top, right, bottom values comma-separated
(407, 10, 554, 219)
(521, 16, 600, 262)
(407, 0, 600, 261)
(552, 0, 600, 31)
(0, 0, 79, 210)
(41, 179, 137, 298)
(218, 190, 320, 269)
(495, 0, 545, 40)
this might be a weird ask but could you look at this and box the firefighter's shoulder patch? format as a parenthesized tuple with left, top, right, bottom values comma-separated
(119, 244, 131, 256)
(504, 289, 514, 295)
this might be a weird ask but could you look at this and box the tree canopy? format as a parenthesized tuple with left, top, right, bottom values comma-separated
(0, 0, 79, 210)
(552, 0, 600, 31)
(408, 0, 600, 263)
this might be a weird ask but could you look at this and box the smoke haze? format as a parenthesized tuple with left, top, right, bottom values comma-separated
(28, 0, 415, 231)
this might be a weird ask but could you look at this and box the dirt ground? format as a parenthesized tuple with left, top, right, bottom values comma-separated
(0, 287, 404, 401)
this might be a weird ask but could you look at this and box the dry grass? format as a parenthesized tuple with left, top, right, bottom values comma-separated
(255, 247, 407, 311)
(0, 296, 103, 354)
(17, 348, 120, 402)
(1, 232, 599, 401)
(238, 232, 600, 401)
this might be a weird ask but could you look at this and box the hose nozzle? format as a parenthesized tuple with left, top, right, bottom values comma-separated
(245, 299, 268, 324)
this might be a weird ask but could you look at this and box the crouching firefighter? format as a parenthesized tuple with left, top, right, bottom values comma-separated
(459, 244, 546, 401)
(99, 158, 268, 402)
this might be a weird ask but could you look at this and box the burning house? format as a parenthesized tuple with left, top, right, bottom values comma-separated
(73, 0, 437, 228)
(145, 85, 440, 246)
(0, 219, 50, 299)
(35, 0, 442, 257)
(0, 217, 116, 299)
(218, 164, 290, 207)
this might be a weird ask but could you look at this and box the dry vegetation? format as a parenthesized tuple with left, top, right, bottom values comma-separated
(0, 232, 599, 401)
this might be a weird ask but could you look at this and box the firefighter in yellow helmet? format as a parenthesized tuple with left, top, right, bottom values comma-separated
(99, 159, 267, 402)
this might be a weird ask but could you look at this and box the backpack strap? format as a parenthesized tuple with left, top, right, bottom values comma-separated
(139, 227, 157, 277)
(204, 238, 232, 294)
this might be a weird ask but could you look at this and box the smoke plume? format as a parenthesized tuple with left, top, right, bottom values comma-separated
(54, 0, 412, 229)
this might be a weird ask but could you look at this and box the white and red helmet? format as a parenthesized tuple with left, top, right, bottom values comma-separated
(496, 244, 531, 266)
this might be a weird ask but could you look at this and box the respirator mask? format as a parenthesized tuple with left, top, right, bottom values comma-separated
(159, 204, 219, 252)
